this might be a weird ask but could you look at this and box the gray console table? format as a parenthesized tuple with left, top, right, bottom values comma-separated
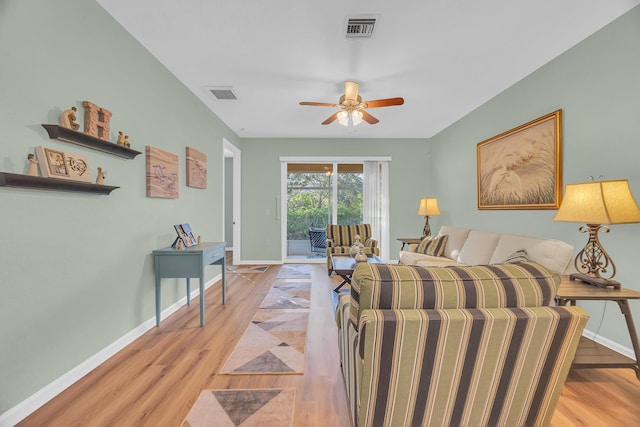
(153, 241, 226, 327)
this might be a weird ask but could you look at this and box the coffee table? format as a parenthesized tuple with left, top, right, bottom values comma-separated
(331, 253, 384, 293)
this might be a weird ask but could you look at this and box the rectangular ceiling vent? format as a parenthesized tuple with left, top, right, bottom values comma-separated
(209, 87, 237, 100)
(345, 17, 377, 39)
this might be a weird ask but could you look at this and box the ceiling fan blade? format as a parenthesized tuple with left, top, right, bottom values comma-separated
(299, 102, 337, 107)
(361, 110, 379, 125)
(344, 81, 359, 102)
(321, 112, 339, 125)
(363, 97, 405, 108)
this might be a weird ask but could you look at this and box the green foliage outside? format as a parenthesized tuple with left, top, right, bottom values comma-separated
(287, 172, 363, 240)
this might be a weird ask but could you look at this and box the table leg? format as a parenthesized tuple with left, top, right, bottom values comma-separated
(199, 266, 205, 327)
(155, 276, 161, 327)
(221, 256, 226, 304)
(333, 275, 351, 293)
(186, 277, 191, 305)
(616, 299, 640, 379)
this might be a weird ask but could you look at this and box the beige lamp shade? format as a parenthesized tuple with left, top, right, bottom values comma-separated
(417, 198, 441, 216)
(553, 180, 640, 224)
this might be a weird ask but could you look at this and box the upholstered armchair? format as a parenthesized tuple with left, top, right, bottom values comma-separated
(325, 224, 379, 275)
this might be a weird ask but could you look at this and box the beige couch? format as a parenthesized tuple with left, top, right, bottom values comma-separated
(399, 225, 574, 274)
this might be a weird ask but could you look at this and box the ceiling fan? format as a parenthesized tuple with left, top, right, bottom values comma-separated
(299, 81, 404, 129)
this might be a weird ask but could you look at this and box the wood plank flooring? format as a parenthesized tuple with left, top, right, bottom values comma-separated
(18, 258, 640, 426)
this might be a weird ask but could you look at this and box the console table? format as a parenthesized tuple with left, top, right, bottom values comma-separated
(153, 241, 226, 327)
(556, 277, 640, 379)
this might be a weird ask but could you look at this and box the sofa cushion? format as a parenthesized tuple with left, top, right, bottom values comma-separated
(489, 233, 574, 274)
(415, 235, 448, 256)
(437, 225, 470, 259)
(350, 262, 560, 330)
(456, 230, 501, 265)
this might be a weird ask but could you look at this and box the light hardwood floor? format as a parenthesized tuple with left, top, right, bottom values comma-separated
(18, 258, 640, 426)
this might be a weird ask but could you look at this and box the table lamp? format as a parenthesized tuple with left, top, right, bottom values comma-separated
(553, 179, 640, 288)
(417, 198, 440, 238)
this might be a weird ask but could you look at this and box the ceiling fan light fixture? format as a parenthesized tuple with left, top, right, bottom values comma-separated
(337, 110, 363, 127)
(337, 110, 349, 126)
(352, 110, 363, 126)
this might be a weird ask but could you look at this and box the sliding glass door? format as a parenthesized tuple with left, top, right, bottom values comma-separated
(285, 163, 363, 259)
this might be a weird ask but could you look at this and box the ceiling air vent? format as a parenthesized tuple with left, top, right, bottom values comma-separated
(345, 17, 377, 39)
(208, 87, 237, 100)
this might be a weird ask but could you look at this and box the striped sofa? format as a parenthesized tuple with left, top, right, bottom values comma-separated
(326, 224, 380, 275)
(336, 262, 588, 427)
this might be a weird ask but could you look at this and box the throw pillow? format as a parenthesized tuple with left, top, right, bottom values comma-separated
(415, 235, 448, 257)
(501, 249, 530, 264)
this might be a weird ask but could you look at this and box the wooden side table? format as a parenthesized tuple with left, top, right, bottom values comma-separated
(556, 277, 640, 379)
(396, 237, 422, 251)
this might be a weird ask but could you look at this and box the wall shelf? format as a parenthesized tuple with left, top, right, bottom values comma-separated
(41, 124, 141, 159)
(0, 172, 119, 195)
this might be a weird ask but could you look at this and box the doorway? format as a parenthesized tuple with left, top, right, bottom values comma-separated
(223, 140, 241, 264)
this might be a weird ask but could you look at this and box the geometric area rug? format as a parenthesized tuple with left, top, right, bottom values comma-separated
(219, 310, 309, 375)
(259, 280, 311, 309)
(276, 264, 312, 279)
(182, 387, 295, 427)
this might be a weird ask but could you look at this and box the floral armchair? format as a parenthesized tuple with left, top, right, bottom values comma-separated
(325, 224, 379, 275)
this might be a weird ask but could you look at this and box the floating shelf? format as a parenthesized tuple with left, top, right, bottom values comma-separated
(0, 172, 119, 195)
(41, 124, 141, 159)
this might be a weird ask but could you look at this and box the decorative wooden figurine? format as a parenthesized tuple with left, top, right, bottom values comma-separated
(117, 131, 125, 146)
(124, 135, 130, 148)
(176, 239, 184, 250)
(27, 153, 39, 176)
(197, 235, 202, 245)
(96, 167, 105, 184)
(82, 100, 112, 141)
(60, 106, 80, 131)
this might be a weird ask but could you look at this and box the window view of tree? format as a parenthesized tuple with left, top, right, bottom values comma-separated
(287, 165, 363, 240)
(336, 172, 363, 224)
(287, 172, 331, 240)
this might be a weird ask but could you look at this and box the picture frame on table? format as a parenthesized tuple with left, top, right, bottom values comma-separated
(173, 223, 198, 248)
(476, 109, 562, 210)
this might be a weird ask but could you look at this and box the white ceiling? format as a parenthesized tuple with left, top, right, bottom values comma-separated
(97, 0, 640, 139)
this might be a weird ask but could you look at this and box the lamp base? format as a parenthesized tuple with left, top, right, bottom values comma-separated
(569, 273, 621, 289)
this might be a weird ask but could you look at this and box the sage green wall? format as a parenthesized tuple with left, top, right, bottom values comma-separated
(428, 6, 640, 349)
(0, 0, 239, 413)
(239, 138, 430, 261)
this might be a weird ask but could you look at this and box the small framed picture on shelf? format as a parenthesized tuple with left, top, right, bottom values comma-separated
(35, 146, 93, 183)
(173, 223, 198, 248)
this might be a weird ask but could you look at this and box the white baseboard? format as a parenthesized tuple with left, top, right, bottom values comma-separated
(232, 259, 282, 265)
(583, 328, 635, 359)
(0, 274, 221, 427)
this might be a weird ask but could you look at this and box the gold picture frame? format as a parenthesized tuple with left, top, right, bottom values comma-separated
(477, 109, 562, 210)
